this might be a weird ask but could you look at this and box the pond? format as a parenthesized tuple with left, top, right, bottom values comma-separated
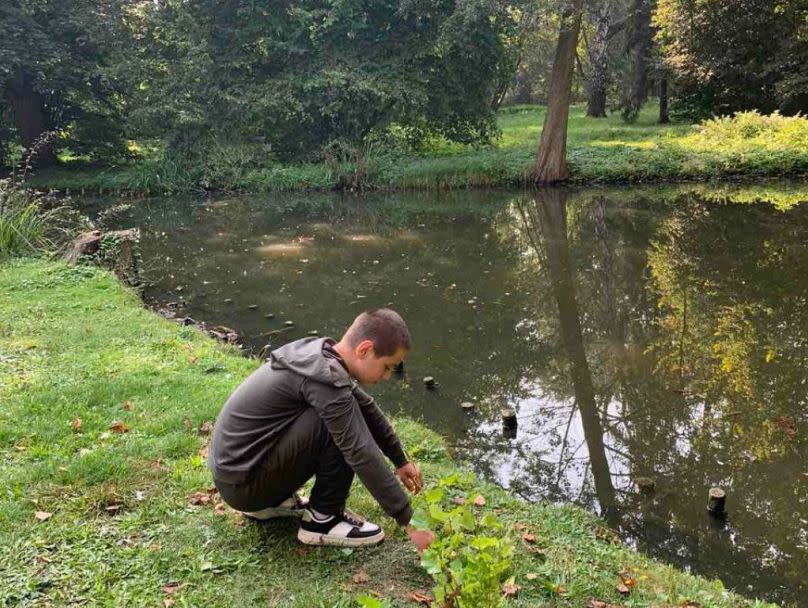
(91, 184, 808, 606)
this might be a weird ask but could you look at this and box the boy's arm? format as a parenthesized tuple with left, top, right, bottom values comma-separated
(351, 384, 408, 469)
(302, 380, 412, 526)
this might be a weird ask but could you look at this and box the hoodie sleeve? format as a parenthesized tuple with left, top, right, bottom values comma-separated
(351, 385, 408, 469)
(301, 379, 413, 526)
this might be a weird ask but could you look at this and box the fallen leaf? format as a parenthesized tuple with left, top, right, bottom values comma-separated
(501, 582, 521, 597)
(352, 569, 370, 584)
(163, 600, 174, 608)
(34, 511, 53, 521)
(616, 583, 630, 594)
(198, 443, 210, 459)
(586, 600, 623, 608)
(680, 602, 702, 608)
(294, 546, 309, 557)
(526, 573, 538, 581)
(188, 355, 198, 364)
(522, 533, 536, 543)
(513, 522, 527, 531)
(198, 421, 214, 435)
(472, 495, 486, 507)
(407, 591, 432, 605)
(189, 492, 210, 506)
(183, 418, 193, 431)
(109, 421, 129, 433)
(452, 497, 466, 505)
(213, 502, 226, 516)
(618, 572, 637, 588)
(161, 583, 180, 594)
(104, 505, 122, 514)
(35, 555, 52, 564)
(71, 418, 82, 432)
(148, 543, 161, 551)
(123, 400, 132, 411)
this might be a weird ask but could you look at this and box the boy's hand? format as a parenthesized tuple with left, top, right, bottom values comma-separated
(405, 525, 435, 555)
(396, 462, 424, 494)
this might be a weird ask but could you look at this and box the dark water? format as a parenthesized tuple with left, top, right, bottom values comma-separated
(94, 186, 808, 606)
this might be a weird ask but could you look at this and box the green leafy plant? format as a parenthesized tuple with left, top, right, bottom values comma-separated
(412, 473, 514, 608)
(355, 594, 392, 608)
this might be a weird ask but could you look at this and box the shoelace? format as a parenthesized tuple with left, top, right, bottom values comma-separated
(342, 511, 365, 527)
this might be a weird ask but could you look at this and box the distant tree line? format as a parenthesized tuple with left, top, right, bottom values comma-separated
(0, 0, 806, 169)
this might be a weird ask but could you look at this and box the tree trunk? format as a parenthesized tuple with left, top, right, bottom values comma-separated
(621, 0, 653, 121)
(529, 1, 583, 185)
(4, 70, 56, 168)
(659, 75, 670, 123)
(586, 6, 611, 118)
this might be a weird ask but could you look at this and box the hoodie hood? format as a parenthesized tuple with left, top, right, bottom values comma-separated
(269, 337, 353, 388)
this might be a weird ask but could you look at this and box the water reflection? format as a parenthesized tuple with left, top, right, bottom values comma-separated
(94, 186, 808, 605)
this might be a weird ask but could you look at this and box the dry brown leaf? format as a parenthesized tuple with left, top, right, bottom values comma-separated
(189, 492, 210, 506)
(522, 533, 536, 543)
(525, 573, 538, 581)
(615, 583, 630, 594)
(148, 543, 161, 551)
(104, 505, 122, 514)
(407, 591, 432, 605)
(188, 355, 198, 364)
(198, 443, 209, 459)
(35, 555, 52, 564)
(513, 522, 527, 531)
(501, 583, 521, 597)
(472, 494, 486, 507)
(213, 502, 226, 516)
(452, 497, 466, 505)
(352, 569, 370, 584)
(198, 421, 214, 435)
(123, 400, 133, 411)
(71, 418, 82, 432)
(34, 511, 53, 521)
(161, 583, 180, 595)
(163, 600, 174, 608)
(109, 421, 130, 433)
(586, 600, 623, 608)
(680, 602, 702, 608)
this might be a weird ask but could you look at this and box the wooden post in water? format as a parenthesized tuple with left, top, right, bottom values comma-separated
(501, 408, 517, 429)
(707, 487, 726, 515)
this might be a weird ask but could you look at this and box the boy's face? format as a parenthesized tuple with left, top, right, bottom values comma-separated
(351, 341, 407, 385)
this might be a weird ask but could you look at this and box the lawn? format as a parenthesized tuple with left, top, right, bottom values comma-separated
(26, 104, 808, 194)
(0, 259, 781, 607)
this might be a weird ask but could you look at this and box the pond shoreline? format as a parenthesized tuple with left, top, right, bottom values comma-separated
(0, 258, 783, 607)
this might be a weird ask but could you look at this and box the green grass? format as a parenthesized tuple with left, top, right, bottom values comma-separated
(0, 259, 782, 607)
(25, 104, 808, 194)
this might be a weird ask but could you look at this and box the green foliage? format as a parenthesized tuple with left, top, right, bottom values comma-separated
(653, 0, 808, 118)
(355, 594, 391, 608)
(128, 0, 514, 162)
(412, 473, 514, 608)
(0, 178, 88, 259)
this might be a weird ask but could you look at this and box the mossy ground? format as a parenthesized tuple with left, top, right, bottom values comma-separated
(0, 260, 779, 607)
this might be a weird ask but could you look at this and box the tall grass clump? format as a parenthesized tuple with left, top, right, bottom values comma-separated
(0, 178, 90, 259)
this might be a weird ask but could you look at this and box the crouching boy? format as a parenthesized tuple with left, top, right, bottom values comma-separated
(209, 309, 434, 552)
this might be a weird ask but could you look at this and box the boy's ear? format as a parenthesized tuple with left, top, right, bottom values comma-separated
(355, 339, 375, 359)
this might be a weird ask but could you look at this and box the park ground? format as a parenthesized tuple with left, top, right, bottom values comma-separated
(0, 258, 781, 608)
(26, 104, 808, 194)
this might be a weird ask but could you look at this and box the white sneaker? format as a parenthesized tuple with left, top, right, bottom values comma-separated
(297, 508, 384, 547)
(239, 493, 308, 520)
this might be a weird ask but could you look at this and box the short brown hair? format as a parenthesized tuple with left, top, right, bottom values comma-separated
(345, 308, 411, 356)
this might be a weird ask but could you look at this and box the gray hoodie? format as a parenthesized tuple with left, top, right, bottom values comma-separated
(208, 337, 412, 525)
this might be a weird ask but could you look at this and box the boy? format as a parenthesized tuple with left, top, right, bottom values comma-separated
(209, 308, 434, 551)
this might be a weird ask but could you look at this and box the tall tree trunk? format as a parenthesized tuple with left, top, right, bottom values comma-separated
(4, 70, 56, 168)
(529, 1, 583, 185)
(659, 75, 669, 123)
(621, 0, 653, 121)
(586, 7, 611, 118)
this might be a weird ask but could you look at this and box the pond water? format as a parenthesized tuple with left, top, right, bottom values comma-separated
(92, 185, 808, 606)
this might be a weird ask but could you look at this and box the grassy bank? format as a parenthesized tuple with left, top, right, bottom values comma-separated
(0, 259, 779, 607)
(26, 105, 808, 194)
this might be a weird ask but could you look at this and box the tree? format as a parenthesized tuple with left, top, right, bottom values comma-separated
(529, 0, 584, 184)
(129, 0, 516, 162)
(0, 1, 127, 167)
(619, 0, 653, 121)
(654, 0, 808, 118)
(582, 0, 629, 117)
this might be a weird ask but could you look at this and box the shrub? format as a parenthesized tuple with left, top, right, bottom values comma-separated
(412, 473, 514, 608)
